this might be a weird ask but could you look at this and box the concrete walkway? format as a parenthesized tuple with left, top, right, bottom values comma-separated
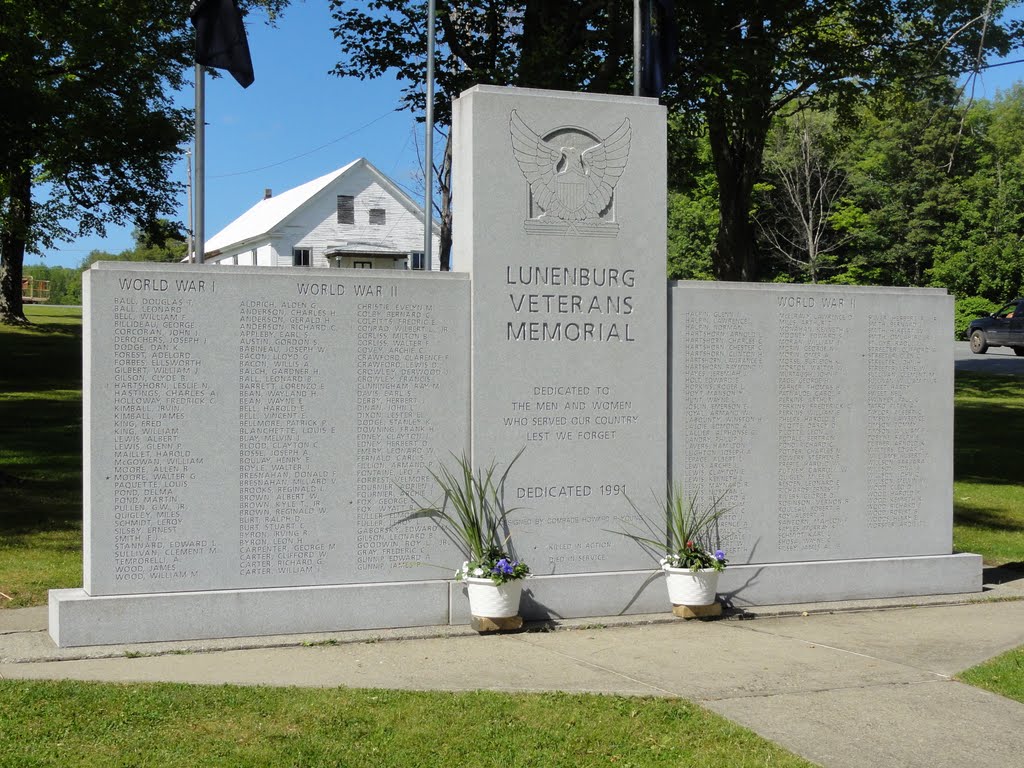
(2, 568, 1023, 768)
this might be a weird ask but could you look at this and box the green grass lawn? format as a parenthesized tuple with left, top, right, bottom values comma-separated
(0, 306, 83, 605)
(957, 646, 1024, 704)
(0, 681, 815, 768)
(952, 373, 1024, 569)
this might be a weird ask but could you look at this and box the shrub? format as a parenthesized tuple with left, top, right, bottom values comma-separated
(955, 296, 998, 340)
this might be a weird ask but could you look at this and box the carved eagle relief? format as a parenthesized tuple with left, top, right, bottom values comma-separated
(509, 110, 631, 234)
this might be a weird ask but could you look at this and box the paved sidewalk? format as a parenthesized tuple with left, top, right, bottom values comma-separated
(2, 567, 1023, 768)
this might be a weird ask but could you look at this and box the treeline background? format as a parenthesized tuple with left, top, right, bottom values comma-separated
(30, 82, 1024, 338)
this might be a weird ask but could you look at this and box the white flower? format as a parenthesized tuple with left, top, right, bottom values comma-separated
(472, 567, 485, 576)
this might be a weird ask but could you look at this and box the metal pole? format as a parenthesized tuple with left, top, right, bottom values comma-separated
(185, 150, 194, 263)
(195, 64, 206, 264)
(634, 0, 641, 96)
(422, 0, 436, 271)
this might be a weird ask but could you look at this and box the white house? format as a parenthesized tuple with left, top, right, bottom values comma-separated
(203, 158, 440, 270)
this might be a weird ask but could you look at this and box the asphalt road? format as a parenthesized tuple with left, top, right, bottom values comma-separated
(953, 340, 1024, 376)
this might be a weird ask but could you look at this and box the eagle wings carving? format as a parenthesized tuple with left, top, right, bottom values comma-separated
(510, 110, 631, 232)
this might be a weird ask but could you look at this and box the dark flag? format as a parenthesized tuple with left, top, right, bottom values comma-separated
(640, 0, 677, 97)
(190, 0, 255, 88)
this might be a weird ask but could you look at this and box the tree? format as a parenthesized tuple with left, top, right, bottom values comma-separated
(666, 119, 718, 280)
(330, 2, 1022, 280)
(838, 83, 973, 287)
(329, 0, 634, 269)
(0, 0, 288, 325)
(756, 111, 854, 283)
(929, 87, 1024, 300)
(0, 0, 198, 324)
(666, 0, 1021, 282)
(21, 264, 79, 305)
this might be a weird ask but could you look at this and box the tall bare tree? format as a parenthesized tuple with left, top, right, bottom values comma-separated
(757, 113, 853, 282)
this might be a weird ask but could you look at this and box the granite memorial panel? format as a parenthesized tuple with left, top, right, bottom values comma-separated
(452, 85, 668, 575)
(83, 262, 469, 595)
(670, 281, 955, 565)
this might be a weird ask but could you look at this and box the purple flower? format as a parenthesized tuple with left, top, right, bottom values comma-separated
(492, 558, 515, 575)
(715, 550, 726, 561)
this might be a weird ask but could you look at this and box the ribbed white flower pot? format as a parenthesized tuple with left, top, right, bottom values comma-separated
(664, 566, 720, 607)
(464, 577, 523, 618)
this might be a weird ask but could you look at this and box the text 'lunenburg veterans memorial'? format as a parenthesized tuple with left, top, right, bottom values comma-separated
(48, 86, 980, 646)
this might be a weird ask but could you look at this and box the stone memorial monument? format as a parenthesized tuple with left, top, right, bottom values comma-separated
(48, 86, 980, 647)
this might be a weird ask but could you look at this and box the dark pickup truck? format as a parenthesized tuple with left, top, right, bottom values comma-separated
(968, 298, 1024, 355)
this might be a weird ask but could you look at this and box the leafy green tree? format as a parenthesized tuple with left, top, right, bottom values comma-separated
(0, 0, 196, 324)
(79, 223, 188, 269)
(666, 124, 718, 280)
(666, 0, 1020, 282)
(0, 0, 288, 325)
(331, 1, 1021, 282)
(954, 295, 998, 339)
(21, 264, 80, 305)
(835, 84, 972, 287)
(929, 87, 1024, 300)
(329, 0, 634, 269)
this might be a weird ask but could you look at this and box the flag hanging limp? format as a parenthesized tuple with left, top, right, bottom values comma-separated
(640, 0, 677, 97)
(190, 0, 255, 88)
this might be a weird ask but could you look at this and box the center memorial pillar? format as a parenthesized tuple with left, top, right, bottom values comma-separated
(452, 86, 668, 617)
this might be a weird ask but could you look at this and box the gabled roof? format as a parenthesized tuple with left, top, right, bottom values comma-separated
(204, 157, 436, 255)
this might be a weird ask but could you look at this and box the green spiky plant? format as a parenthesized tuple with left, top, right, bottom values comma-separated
(397, 448, 530, 585)
(611, 484, 732, 572)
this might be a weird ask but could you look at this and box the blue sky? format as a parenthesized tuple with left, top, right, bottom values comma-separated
(28, 4, 1024, 270)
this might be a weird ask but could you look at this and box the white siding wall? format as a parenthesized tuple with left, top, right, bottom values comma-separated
(210, 240, 272, 266)
(273, 165, 440, 269)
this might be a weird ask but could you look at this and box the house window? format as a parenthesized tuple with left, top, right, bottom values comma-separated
(354, 260, 373, 269)
(409, 252, 425, 270)
(293, 248, 311, 267)
(337, 195, 354, 224)
(368, 208, 386, 225)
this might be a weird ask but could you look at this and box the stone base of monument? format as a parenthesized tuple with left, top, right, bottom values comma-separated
(448, 553, 984, 624)
(672, 602, 723, 619)
(48, 580, 451, 647)
(49, 553, 982, 647)
(470, 615, 524, 633)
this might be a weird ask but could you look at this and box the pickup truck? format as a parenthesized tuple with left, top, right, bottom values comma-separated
(968, 298, 1024, 355)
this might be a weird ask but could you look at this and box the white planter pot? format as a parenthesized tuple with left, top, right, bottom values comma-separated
(664, 567, 720, 607)
(464, 577, 524, 618)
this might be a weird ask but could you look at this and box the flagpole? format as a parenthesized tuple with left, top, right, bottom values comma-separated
(195, 63, 206, 265)
(634, 0, 641, 96)
(186, 149, 194, 263)
(422, 0, 436, 271)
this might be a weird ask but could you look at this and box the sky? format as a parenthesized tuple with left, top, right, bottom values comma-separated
(27, 3, 1024, 270)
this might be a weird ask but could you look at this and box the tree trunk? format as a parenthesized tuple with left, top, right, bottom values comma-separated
(713, 170, 760, 282)
(706, 95, 767, 283)
(438, 133, 453, 271)
(0, 166, 32, 325)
